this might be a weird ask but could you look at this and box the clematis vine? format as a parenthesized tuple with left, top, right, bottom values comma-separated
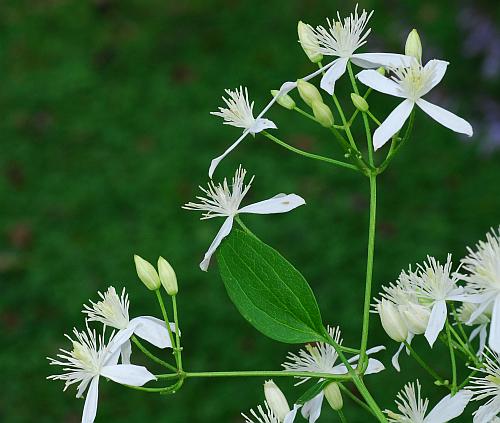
(385, 380, 472, 423)
(83, 286, 177, 364)
(458, 302, 491, 357)
(183, 166, 305, 271)
(47, 324, 156, 423)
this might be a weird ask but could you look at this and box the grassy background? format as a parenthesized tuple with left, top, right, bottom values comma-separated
(1, 0, 499, 421)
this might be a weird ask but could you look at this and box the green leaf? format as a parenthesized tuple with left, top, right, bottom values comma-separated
(216, 229, 327, 344)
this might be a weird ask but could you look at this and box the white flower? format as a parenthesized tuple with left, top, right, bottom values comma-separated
(183, 166, 305, 271)
(458, 303, 491, 356)
(83, 287, 177, 363)
(386, 380, 472, 423)
(47, 324, 156, 423)
(460, 227, 500, 352)
(405, 255, 468, 347)
(306, 5, 412, 95)
(468, 349, 500, 422)
(242, 402, 300, 423)
(357, 58, 473, 150)
(282, 326, 385, 423)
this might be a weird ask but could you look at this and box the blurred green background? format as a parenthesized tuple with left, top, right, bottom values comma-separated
(1, 0, 499, 421)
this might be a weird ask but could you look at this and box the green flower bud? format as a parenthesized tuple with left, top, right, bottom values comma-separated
(134, 254, 161, 290)
(324, 382, 343, 411)
(405, 29, 422, 63)
(376, 67, 386, 76)
(378, 299, 408, 342)
(297, 21, 323, 63)
(271, 90, 296, 110)
(158, 256, 178, 296)
(350, 93, 369, 112)
(297, 79, 323, 107)
(264, 380, 290, 422)
(312, 100, 334, 128)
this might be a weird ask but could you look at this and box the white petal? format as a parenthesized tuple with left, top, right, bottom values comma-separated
(357, 70, 404, 97)
(107, 327, 135, 363)
(425, 300, 447, 347)
(424, 390, 472, 423)
(489, 294, 500, 352)
(420, 60, 449, 96)
(469, 325, 482, 342)
(250, 118, 277, 134)
(279, 81, 298, 95)
(351, 53, 413, 69)
(346, 345, 385, 364)
(320, 58, 348, 95)
(81, 377, 99, 423)
(301, 392, 324, 423)
(284, 404, 301, 423)
(209, 132, 249, 178)
(130, 316, 175, 349)
(200, 216, 234, 271)
(391, 343, 405, 372)
(473, 397, 500, 423)
(416, 99, 473, 137)
(479, 325, 488, 356)
(101, 364, 156, 386)
(373, 99, 414, 150)
(365, 358, 385, 375)
(239, 194, 305, 215)
(120, 340, 132, 364)
(76, 378, 92, 399)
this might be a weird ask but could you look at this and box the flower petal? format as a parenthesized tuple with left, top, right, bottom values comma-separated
(391, 343, 405, 372)
(129, 316, 176, 349)
(351, 53, 413, 69)
(101, 364, 156, 386)
(356, 70, 404, 97)
(420, 60, 449, 96)
(489, 294, 500, 352)
(373, 99, 414, 150)
(120, 340, 132, 364)
(425, 300, 447, 347)
(250, 118, 277, 134)
(301, 392, 324, 423)
(424, 390, 472, 423)
(209, 132, 249, 178)
(479, 325, 488, 356)
(239, 194, 305, 214)
(200, 216, 234, 271)
(416, 99, 473, 137)
(473, 397, 500, 423)
(365, 358, 385, 375)
(76, 377, 92, 399)
(81, 377, 99, 423)
(284, 404, 301, 423)
(107, 326, 136, 363)
(320, 58, 348, 95)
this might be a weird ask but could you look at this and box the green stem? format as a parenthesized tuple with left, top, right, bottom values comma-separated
(338, 409, 348, 423)
(294, 106, 345, 129)
(450, 303, 469, 346)
(446, 320, 458, 393)
(448, 324, 480, 366)
(172, 295, 183, 371)
(458, 369, 478, 390)
(262, 131, 359, 172)
(338, 383, 376, 418)
(332, 93, 358, 152)
(131, 336, 177, 371)
(359, 173, 377, 366)
(366, 110, 381, 126)
(404, 341, 447, 385)
(157, 370, 351, 380)
(155, 289, 178, 367)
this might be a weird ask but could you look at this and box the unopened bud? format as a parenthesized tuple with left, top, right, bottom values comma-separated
(312, 101, 334, 128)
(378, 299, 408, 342)
(399, 302, 430, 335)
(297, 79, 323, 107)
(351, 93, 369, 112)
(324, 382, 343, 411)
(264, 380, 290, 421)
(134, 255, 161, 290)
(298, 21, 323, 63)
(405, 29, 422, 63)
(376, 67, 386, 76)
(271, 90, 296, 110)
(158, 256, 178, 296)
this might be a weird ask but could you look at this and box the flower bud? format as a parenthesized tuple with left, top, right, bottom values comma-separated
(376, 67, 386, 76)
(297, 79, 323, 107)
(378, 299, 408, 342)
(324, 382, 343, 411)
(271, 90, 296, 110)
(399, 302, 430, 335)
(350, 93, 369, 112)
(297, 21, 323, 63)
(264, 380, 290, 421)
(134, 254, 161, 290)
(312, 101, 334, 128)
(158, 256, 178, 296)
(405, 29, 422, 63)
